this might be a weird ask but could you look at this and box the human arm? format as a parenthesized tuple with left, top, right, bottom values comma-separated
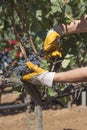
(54, 67, 87, 83)
(60, 14, 87, 35)
(22, 62, 87, 88)
(43, 14, 87, 59)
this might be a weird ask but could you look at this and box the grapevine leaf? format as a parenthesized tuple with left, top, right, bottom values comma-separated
(47, 88, 57, 96)
(40, 59, 50, 70)
(51, 5, 62, 13)
(36, 10, 42, 21)
(61, 54, 71, 68)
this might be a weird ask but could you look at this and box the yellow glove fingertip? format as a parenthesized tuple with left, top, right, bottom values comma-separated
(26, 61, 35, 69)
(26, 61, 31, 66)
(51, 50, 62, 57)
(22, 72, 37, 80)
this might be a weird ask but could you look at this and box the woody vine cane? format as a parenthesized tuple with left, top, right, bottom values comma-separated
(17, 40, 43, 130)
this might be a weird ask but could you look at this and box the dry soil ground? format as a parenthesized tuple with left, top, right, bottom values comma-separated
(0, 87, 87, 130)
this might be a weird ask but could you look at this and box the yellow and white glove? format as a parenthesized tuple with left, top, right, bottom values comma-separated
(43, 26, 63, 60)
(22, 61, 55, 88)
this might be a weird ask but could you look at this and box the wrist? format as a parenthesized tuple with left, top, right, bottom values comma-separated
(53, 73, 58, 82)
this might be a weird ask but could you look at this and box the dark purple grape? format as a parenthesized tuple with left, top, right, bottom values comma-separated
(22, 37, 28, 43)
(7, 57, 12, 64)
(14, 54, 40, 78)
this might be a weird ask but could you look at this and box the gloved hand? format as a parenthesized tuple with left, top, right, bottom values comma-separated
(22, 61, 55, 88)
(43, 28, 62, 60)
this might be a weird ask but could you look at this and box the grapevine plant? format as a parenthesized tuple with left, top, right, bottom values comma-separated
(0, 0, 87, 105)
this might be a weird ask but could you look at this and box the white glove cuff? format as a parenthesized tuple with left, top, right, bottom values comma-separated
(38, 72, 56, 88)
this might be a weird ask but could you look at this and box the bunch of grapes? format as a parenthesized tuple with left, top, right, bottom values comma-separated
(0, 51, 12, 74)
(22, 36, 28, 43)
(14, 54, 40, 78)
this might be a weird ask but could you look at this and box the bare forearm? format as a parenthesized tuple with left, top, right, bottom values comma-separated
(54, 67, 87, 83)
(60, 15, 87, 35)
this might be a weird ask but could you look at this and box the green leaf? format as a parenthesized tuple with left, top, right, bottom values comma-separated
(36, 10, 42, 21)
(50, 0, 57, 5)
(64, 4, 74, 23)
(0, 24, 4, 30)
(31, 20, 43, 33)
(61, 54, 71, 68)
(50, 0, 64, 5)
(65, 4, 73, 16)
(40, 59, 50, 70)
(47, 88, 57, 96)
(51, 5, 62, 13)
